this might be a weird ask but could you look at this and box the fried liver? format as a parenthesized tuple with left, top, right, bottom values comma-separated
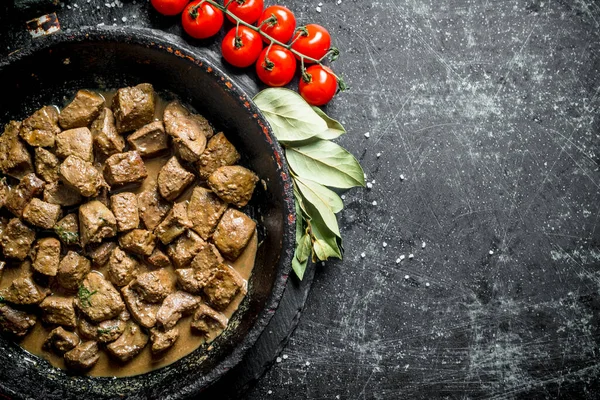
(207, 165, 258, 208)
(91, 108, 125, 156)
(0, 121, 34, 179)
(110, 192, 139, 232)
(20, 106, 60, 147)
(55, 127, 94, 162)
(197, 132, 240, 180)
(127, 121, 169, 157)
(212, 208, 256, 260)
(157, 156, 195, 201)
(112, 83, 155, 133)
(59, 89, 105, 129)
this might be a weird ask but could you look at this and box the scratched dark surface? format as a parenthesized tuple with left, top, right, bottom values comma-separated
(2, 0, 600, 399)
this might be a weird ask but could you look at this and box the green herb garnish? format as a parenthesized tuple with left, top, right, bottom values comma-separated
(0, 295, 4, 303)
(77, 286, 97, 308)
(254, 88, 365, 280)
(97, 326, 117, 335)
(55, 226, 79, 244)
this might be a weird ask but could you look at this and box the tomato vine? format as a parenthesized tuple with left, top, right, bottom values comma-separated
(157, 0, 348, 104)
(209, 0, 348, 91)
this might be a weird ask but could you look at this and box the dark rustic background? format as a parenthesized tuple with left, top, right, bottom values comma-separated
(2, 0, 600, 399)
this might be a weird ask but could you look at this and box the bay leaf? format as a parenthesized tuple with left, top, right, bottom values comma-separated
(286, 139, 366, 188)
(295, 176, 343, 213)
(296, 178, 341, 238)
(254, 88, 327, 142)
(312, 106, 346, 140)
(292, 252, 308, 280)
(310, 218, 342, 260)
(294, 199, 304, 245)
(296, 233, 312, 263)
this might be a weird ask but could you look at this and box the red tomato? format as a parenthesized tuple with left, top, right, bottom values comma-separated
(257, 5, 296, 44)
(151, 0, 189, 16)
(291, 24, 331, 63)
(255, 45, 296, 87)
(221, 26, 263, 68)
(224, 0, 264, 24)
(182, 0, 224, 39)
(299, 65, 337, 106)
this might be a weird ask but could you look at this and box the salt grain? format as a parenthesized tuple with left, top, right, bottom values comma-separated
(372, 200, 377, 206)
(489, 250, 494, 255)
(282, 354, 288, 360)
(268, 390, 273, 395)
(421, 242, 426, 249)
(404, 275, 410, 280)
(360, 252, 366, 258)
(400, 174, 405, 180)
(122, 16, 127, 22)
(408, 253, 414, 259)
(316, 6, 321, 12)
(337, 0, 342, 4)
(395, 258, 401, 264)
(366, 182, 373, 189)
(306, 361, 311, 366)
(425, 282, 430, 287)
(364, 132, 370, 138)
(399, 255, 405, 261)
(276, 357, 282, 363)
(382, 242, 387, 248)
(376, 152, 381, 157)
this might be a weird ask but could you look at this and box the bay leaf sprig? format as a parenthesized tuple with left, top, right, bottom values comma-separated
(254, 88, 365, 279)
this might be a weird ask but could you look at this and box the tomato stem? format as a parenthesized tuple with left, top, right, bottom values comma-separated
(234, 21, 243, 48)
(300, 58, 311, 83)
(258, 14, 277, 29)
(189, 2, 201, 19)
(262, 41, 275, 71)
(288, 30, 304, 47)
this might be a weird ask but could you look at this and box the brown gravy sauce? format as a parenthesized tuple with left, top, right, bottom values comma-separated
(0, 90, 257, 377)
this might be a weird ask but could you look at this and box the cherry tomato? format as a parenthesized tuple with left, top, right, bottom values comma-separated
(151, 0, 189, 16)
(299, 65, 337, 106)
(182, 0, 224, 39)
(256, 45, 296, 87)
(257, 5, 296, 44)
(291, 24, 331, 63)
(221, 26, 263, 68)
(224, 0, 264, 24)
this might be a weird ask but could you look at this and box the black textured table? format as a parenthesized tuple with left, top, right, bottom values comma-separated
(2, 1, 600, 399)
